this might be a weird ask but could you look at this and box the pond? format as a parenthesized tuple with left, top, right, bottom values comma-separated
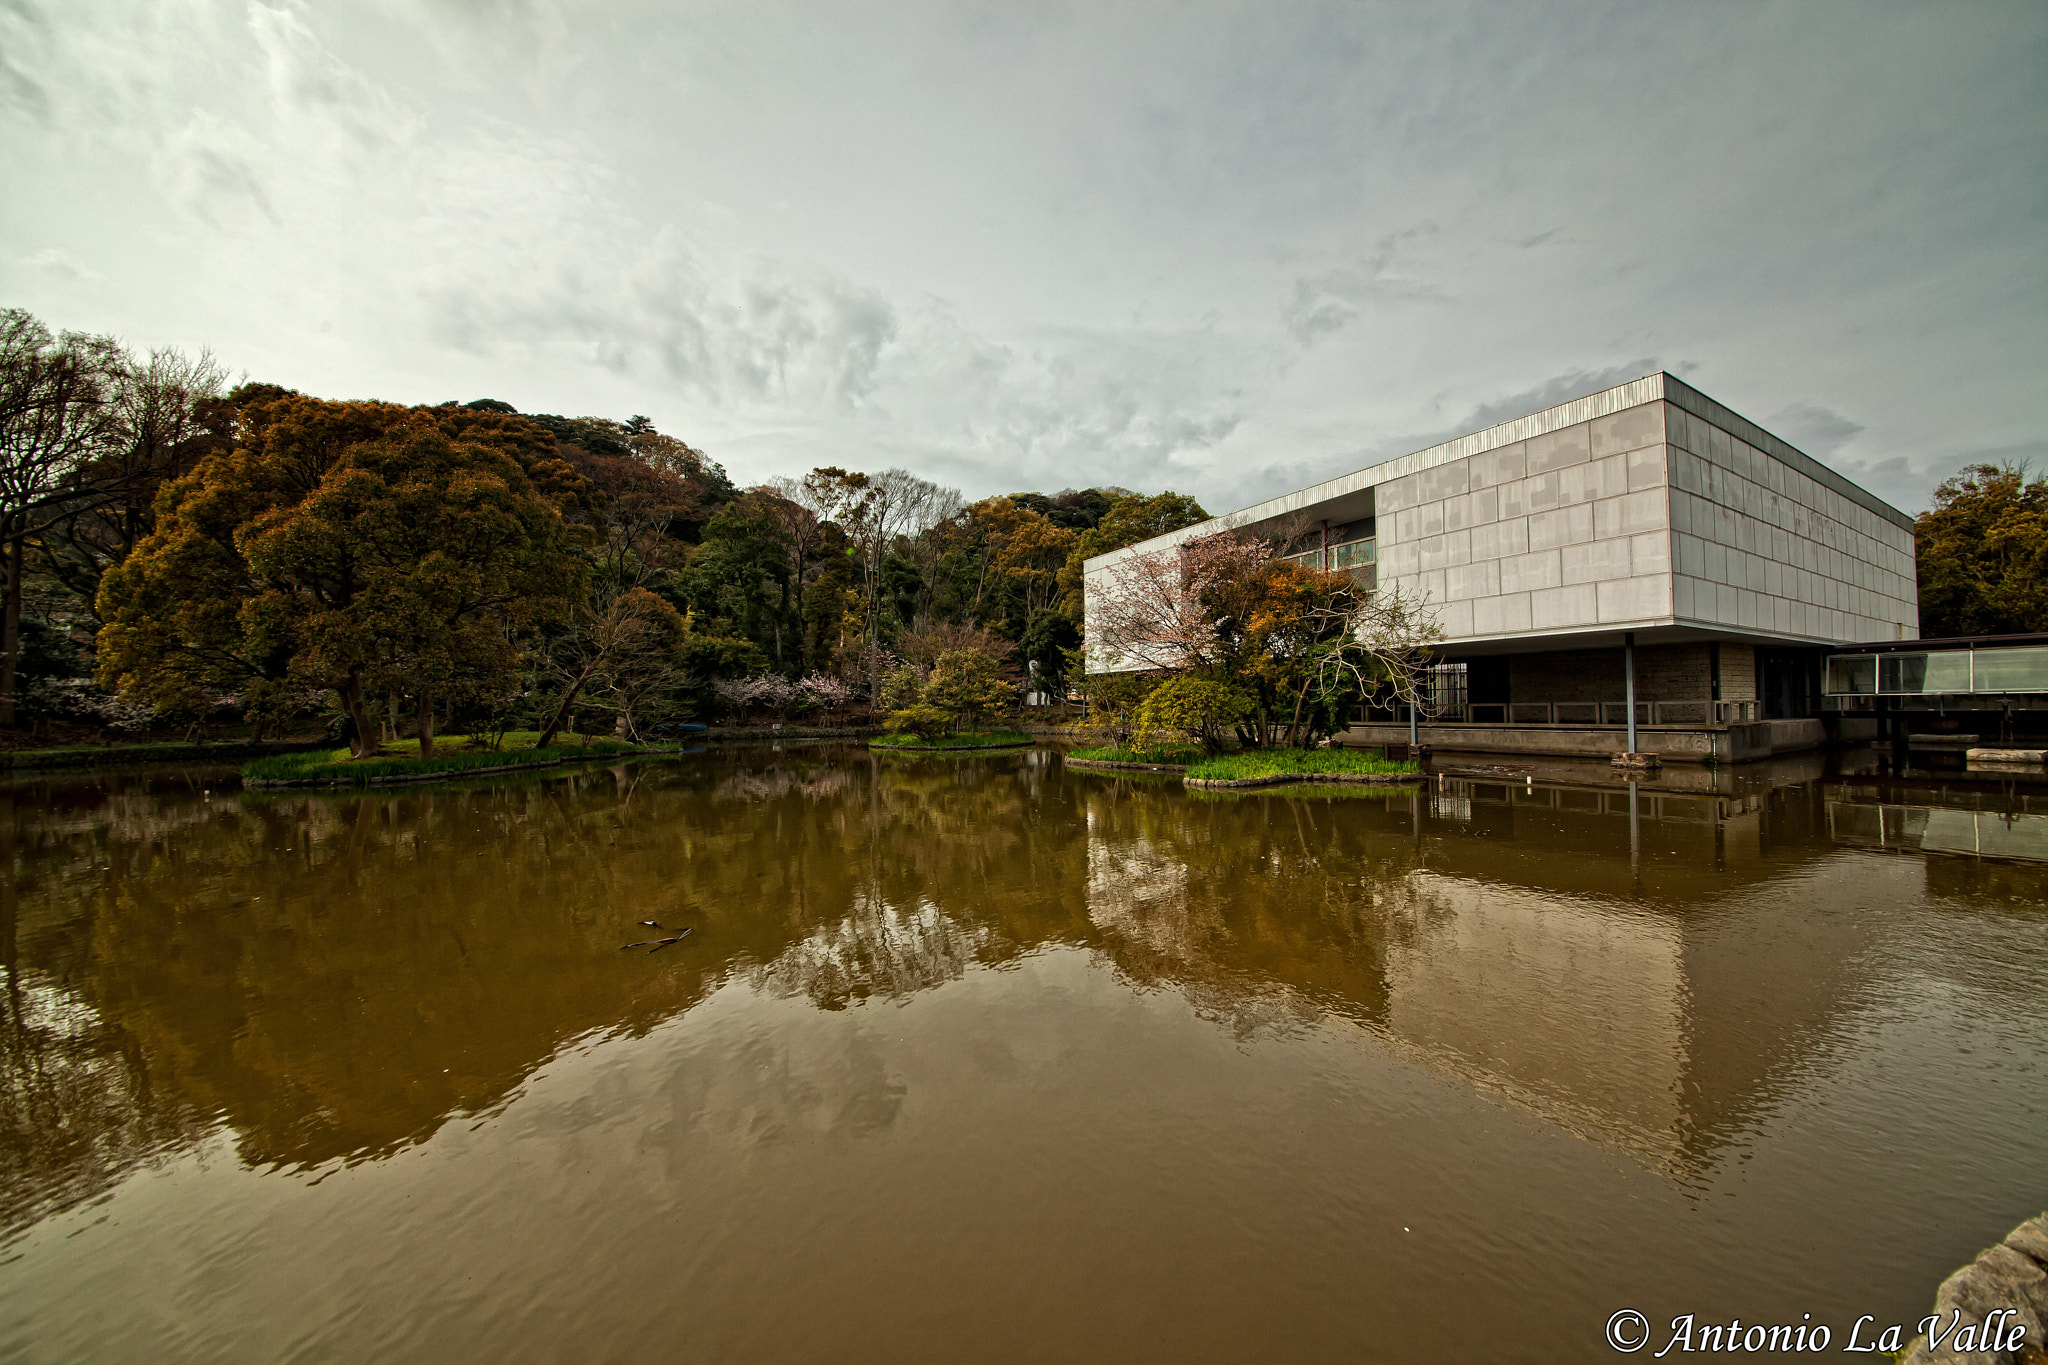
(1, 746, 2043, 1362)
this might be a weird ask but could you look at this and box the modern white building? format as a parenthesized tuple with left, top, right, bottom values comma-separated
(1083, 372, 1920, 763)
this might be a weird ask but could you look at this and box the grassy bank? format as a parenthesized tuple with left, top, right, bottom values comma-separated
(1066, 742, 1201, 766)
(243, 731, 646, 786)
(1183, 748, 1418, 783)
(2, 738, 329, 772)
(869, 729, 1033, 751)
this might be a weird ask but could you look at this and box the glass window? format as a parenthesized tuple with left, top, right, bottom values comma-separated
(1824, 655, 1875, 695)
(1878, 654, 1927, 693)
(1971, 646, 2048, 693)
(1331, 539, 1376, 569)
(1921, 652, 1973, 693)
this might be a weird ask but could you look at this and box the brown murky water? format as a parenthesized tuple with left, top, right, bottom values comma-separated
(1, 746, 2043, 1363)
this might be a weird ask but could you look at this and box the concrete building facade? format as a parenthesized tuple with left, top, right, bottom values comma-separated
(1083, 372, 1920, 762)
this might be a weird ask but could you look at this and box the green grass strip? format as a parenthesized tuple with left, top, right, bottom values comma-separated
(243, 739, 640, 784)
(1066, 743, 1202, 765)
(1182, 747, 1418, 782)
(868, 729, 1033, 750)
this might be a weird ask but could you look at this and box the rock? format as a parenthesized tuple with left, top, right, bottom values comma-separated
(1940, 1245, 2047, 1340)
(1900, 1307, 2010, 1365)
(2005, 1215, 2048, 1268)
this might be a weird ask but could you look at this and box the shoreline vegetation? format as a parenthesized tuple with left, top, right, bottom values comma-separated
(241, 731, 678, 788)
(1067, 743, 1421, 790)
(1065, 742, 1201, 771)
(868, 729, 1034, 752)
(3, 737, 329, 773)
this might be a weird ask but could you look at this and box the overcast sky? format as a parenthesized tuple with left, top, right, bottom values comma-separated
(3, 1, 2042, 514)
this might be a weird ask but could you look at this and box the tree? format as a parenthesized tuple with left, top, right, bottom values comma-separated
(97, 397, 584, 758)
(535, 586, 690, 748)
(965, 496, 1078, 627)
(0, 310, 123, 725)
(920, 649, 1014, 731)
(587, 588, 691, 741)
(1916, 463, 2048, 637)
(1019, 608, 1080, 702)
(1083, 532, 1270, 675)
(834, 467, 960, 701)
(1135, 677, 1254, 753)
(33, 344, 233, 619)
(1084, 529, 1441, 746)
(1057, 489, 1209, 619)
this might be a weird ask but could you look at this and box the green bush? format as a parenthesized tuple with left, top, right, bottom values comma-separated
(880, 664, 925, 712)
(922, 650, 1013, 729)
(1134, 677, 1253, 752)
(1077, 670, 1159, 746)
(883, 704, 955, 740)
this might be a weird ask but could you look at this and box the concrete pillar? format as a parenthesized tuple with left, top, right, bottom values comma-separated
(1624, 631, 1638, 753)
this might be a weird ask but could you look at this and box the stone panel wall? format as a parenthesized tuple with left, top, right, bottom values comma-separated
(1665, 401, 1917, 642)
(1376, 402, 1673, 641)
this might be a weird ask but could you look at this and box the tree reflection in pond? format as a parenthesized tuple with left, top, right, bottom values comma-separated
(0, 749, 2042, 1364)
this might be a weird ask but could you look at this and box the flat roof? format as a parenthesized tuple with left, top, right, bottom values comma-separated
(1086, 371, 1916, 570)
(1827, 633, 2048, 655)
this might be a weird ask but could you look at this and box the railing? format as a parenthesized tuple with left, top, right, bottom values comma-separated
(1425, 701, 1746, 726)
(1281, 537, 1377, 585)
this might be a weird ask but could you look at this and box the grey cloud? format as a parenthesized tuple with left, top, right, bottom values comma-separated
(426, 234, 901, 414)
(247, 3, 412, 152)
(1199, 359, 1668, 514)
(0, 0, 51, 123)
(1766, 402, 1865, 459)
(3, 1, 2039, 520)
(150, 115, 277, 227)
(1836, 439, 2048, 516)
(1282, 222, 1444, 346)
(23, 247, 100, 282)
(1456, 361, 1665, 433)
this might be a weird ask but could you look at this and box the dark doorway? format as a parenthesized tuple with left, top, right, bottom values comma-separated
(1757, 647, 1820, 719)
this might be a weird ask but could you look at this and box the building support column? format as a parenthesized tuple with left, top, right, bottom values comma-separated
(1624, 631, 1638, 754)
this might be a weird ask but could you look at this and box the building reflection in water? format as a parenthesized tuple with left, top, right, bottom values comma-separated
(0, 747, 2038, 1240)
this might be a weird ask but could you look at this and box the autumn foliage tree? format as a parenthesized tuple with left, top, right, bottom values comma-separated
(1915, 463, 2048, 637)
(97, 397, 586, 757)
(1084, 530, 1441, 747)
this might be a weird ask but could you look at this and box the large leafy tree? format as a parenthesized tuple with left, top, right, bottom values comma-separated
(97, 397, 586, 756)
(0, 309, 124, 725)
(1916, 463, 2048, 637)
(1057, 490, 1209, 619)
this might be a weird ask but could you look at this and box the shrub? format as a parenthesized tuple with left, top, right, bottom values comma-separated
(922, 650, 1013, 730)
(879, 664, 924, 712)
(1134, 677, 1253, 753)
(884, 703, 954, 740)
(1078, 670, 1160, 746)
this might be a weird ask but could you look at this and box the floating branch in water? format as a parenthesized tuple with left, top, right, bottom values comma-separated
(621, 927, 694, 953)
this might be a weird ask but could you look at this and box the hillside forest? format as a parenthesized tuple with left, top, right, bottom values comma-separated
(2, 308, 1233, 751)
